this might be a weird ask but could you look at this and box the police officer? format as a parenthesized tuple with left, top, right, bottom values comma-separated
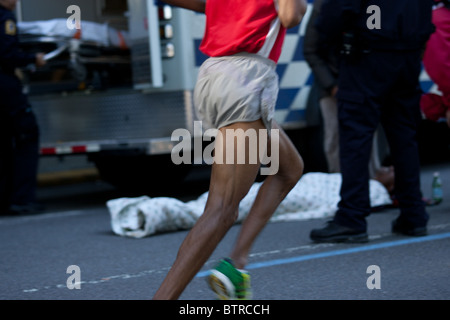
(310, 0, 435, 242)
(0, 0, 46, 215)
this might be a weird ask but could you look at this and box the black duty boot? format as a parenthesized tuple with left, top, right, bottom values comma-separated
(8, 202, 45, 215)
(392, 218, 427, 237)
(310, 220, 369, 243)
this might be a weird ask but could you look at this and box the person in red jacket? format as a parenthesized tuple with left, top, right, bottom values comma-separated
(153, 0, 307, 300)
(421, 0, 450, 127)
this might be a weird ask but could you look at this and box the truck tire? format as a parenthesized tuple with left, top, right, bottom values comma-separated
(90, 151, 192, 193)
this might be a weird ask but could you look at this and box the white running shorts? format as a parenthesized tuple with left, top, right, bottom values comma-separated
(194, 52, 279, 131)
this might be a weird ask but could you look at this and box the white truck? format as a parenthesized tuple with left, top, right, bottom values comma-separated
(17, 0, 436, 189)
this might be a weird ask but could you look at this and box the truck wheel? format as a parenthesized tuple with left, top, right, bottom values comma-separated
(90, 152, 192, 193)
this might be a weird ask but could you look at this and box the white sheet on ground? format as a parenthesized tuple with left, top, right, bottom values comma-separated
(107, 172, 392, 238)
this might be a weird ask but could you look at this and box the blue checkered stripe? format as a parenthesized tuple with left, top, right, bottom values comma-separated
(191, 1, 437, 129)
(275, 19, 313, 127)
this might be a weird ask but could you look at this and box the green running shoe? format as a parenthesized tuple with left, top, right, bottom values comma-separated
(207, 258, 251, 300)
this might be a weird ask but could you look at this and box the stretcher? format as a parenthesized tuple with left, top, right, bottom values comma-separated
(18, 19, 131, 87)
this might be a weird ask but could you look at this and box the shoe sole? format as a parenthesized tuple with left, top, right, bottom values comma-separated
(208, 270, 236, 300)
(311, 233, 369, 243)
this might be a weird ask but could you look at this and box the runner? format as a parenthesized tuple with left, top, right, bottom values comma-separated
(153, 0, 307, 300)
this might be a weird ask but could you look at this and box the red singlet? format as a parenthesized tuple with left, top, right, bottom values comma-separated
(199, 0, 286, 63)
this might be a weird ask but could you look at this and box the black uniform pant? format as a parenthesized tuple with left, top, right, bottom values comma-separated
(0, 73, 40, 213)
(334, 50, 429, 232)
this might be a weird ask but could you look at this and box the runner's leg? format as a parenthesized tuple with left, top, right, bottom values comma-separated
(229, 121, 304, 269)
(153, 120, 266, 300)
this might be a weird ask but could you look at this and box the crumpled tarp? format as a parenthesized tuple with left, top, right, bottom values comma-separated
(107, 172, 392, 238)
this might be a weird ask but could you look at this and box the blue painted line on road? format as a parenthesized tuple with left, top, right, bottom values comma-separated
(196, 232, 450, 278)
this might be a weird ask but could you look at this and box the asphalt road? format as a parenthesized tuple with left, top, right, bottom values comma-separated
(0, 162, 449, 302)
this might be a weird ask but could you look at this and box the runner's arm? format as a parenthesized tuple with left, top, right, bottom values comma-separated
(278, 0, 307, 28)
(161, 0, 206, 13)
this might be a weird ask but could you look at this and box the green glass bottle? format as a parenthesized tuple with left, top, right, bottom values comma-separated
(432, 172, 443, 204)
